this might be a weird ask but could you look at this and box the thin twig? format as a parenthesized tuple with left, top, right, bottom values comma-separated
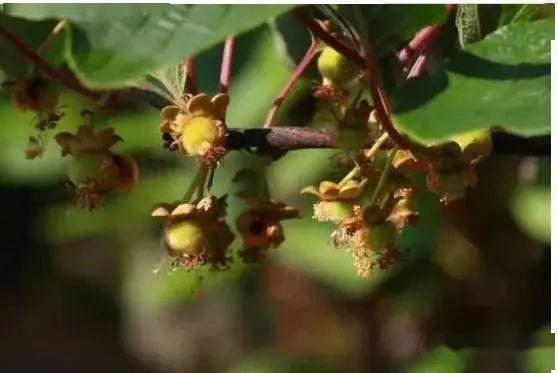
(406, 49, 431, 79)
(184, 58, 198, 95)
(37, 20, 66, 55)
(219, 36, 235, 94)
(183, 165, 209, 202)
(369, 149, 396, 205)
(264, 38, 321, 127)
(396, 24, 441, 64)
(338, 132, 390, 186)
(363, 41, 410, 150)
(0, 23, 99, 100)
(294, 8, 366, 69)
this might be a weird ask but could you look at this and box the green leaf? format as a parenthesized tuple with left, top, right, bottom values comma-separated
(269, 12, 312, 69)
(338, 5, 447, 55)
(510, 185, 550, 243)
(5, 4, 295, 89)
(409, 346, 473, 373)
(392, 20, 553, 144)
(0, 14, 65, 77)
(525, 346, 555, 373)
(499, 4, 542, 26)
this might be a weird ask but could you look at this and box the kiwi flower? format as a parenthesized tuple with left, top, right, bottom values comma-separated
(159, 93, 229, 166)
(55, 124, 138, 209)
(395, 130, 492, 205)
(151, 195, 234, 270)
(236, 197, 299, 263)
(333, 205, 399, 277)
(301, 179, 367, 223)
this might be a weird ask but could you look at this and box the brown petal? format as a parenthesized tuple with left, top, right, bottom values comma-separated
(76, 124, 93, 138)
(393, 150, 428, 173)
(300, 186, 321, 197)
(161, 105, 180, 121)
(112, 153, 139, 191)
(98, 128, 122, 150)
(152, 205, 172, 217)
(338, 179, 367, 200)
(187, 94, 212, 116)
(318, 181, 341, 200)
(211, 93, 230, 120)
(171, 203, 196, 217)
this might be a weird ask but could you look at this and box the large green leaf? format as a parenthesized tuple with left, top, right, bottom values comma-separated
(392, 20, 553, 144)
(269, 12, 312, 69)
(337, 5, 447, 55)
(0, 14, 65, 77)
(4, 4, 294, 89)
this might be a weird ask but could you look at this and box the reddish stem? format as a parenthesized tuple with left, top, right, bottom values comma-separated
(185, 58, 198, 95)
(406, 50, 431, 79)
(294, 8, 366, 69)
(396, 24, 441, 64)
(364, 42, 410, 150)
(264, 38, 321, 127)
(219, 37, 235, 94)
(0, 24, 99, 100)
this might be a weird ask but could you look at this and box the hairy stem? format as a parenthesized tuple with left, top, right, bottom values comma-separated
(37, 20, 66, 54)
(0, 23, 99, 100)
(363, 41, 410, 150)
(185, 58, 199, 95)
(294, 8, 366, 69)
(264, 38, 321, 127)
(183, 165, 210, 202)
(369, 149, 396, 205)
(338, 132, 390, 186)
(219, 37, 235, 94)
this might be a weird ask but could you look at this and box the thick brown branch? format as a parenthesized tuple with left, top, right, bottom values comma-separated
(0, 23, 99, 100)
(227, 127, 549, 157)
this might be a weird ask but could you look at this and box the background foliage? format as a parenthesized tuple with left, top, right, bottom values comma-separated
(0, 4, 552, 372)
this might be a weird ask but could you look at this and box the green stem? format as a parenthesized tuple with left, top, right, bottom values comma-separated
(369, 149, 396, 205)
(183, 165, 209, 202)
(338, 132, 390, 186)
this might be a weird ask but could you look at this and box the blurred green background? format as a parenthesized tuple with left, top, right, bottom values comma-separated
(0, 24, 552, 372)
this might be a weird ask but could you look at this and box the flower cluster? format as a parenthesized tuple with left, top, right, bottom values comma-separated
(55, 123, 138, 209)
(159, 93, 229, 166)
(393, 130, 492, 205)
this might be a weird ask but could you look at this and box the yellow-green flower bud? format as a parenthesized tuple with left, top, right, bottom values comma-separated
(317, 46, 359, 87)
(164, 221, 206, 256)
(313, 200, 354, 223)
